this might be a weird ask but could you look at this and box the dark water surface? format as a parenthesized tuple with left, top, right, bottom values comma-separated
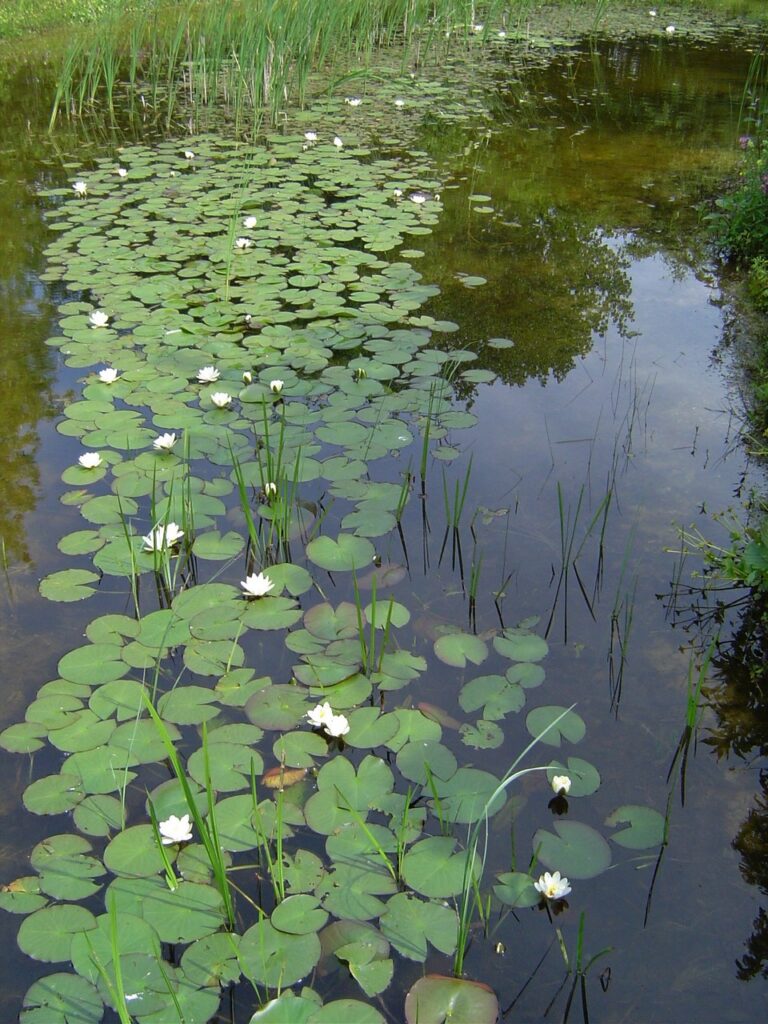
(1, 24, 767, 1024)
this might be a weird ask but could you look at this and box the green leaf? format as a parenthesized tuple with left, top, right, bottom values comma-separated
(404, 975, 499, 1024)
(533, 820, 612, 879)
(494, 630, 548, 662)
(306, 533, 375, 571)
(21, 973, 103, 1024)
(240, 919, 321, 988)
(431, 767, 505, 824)
(401, 837, 478, 898)
(493, 871, 540, 908)
(605, 804, 665, 849)
(526, 705, 586, 746)
(433, 632, 488, 668)
(547, 757, 601, 797)
(379, 892, 458, 960)
(18, 905, 97, 962)
(271, 895, 328, 935)
(39, 569, 100, 602)
(397, 740, 457, 785)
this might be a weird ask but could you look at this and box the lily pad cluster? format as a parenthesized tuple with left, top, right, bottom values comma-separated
(0, 127, 666, 1022)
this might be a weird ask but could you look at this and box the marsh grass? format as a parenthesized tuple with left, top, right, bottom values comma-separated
(50, 0, 511, 131)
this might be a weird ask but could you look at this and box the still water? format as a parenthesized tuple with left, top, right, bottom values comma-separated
(0, 22, 766, 1024)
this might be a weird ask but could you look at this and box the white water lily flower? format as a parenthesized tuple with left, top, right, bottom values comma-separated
(243, 370, 253, 384)
(242, 215, 258, 229)
(345, 97, 362, 107)
(665, 24, 675, 34)
(143, 522, 184, 552)
(394, 98, 405, 108)
(409, 191, 428, 205)
(269, 379, 284, 394)
(264, 481, 277, 497)
(326, 713, 350, 738)
(648, 9, 657, 15)
(551, 774, 572, 795)
(153, 432, 177, 452)
(116, 167, 127, 177)
(158, 813, 193, 845)
(234, 237, 254, 250)
(498, 30, 507, 38)
(78, 452, 102, 469)
(89, 310, 109, 328)
(304, 131, 318, 142)
(241, 572, 275, 598)
(197, 366, 220, 383)
(98, 367, 119, 384)
(306, 702, 334, 729)
(73, 180, 87, 197)
(534, 871, 571, 900)
(472, 23, 484, 33)
(333, 136, 343, 148)
(184, 150, 195, 159)
(393, 188, 403, 198)
(210, 391, 232, 408)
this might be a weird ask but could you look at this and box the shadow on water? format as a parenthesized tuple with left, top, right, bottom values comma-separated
(0, 18, 768, 1024)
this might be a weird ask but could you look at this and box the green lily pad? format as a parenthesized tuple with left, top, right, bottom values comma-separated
(271, 894, 328, 935)
(494, 630, 549, 662)
(306, 533, 375, 571)
(18, 905, 97, 962)
(181, 932, 242, 988)
(404, 974, 499, 1024)
(493, 871, 540, 909)
(240, 919, 321, 988)
(433, 632, 488, 668)
(547, 757, 601, 797)
(401, 837, 479, 898)
(605, 804, 665, 849)
(21, 973, 103, 1024)
(39, 569, 100, 603)
(379, 892, 458, 961)
(533, 820, 612, 879)
(526, 706, 586, 747)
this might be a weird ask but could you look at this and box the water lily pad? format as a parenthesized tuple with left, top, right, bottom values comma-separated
(343, 708, 399, 749)
(21, 973, 102, 1024)
(246, 686, 308, 731)
(533, 820, 612, 879)
(605, 804, 665, 849)
(103, 824, 168, 877)
(397, 740, 457, 785)
(18, 905, 97, 962)
(39, 569, 101, 602)
(107, 877, 225, 943)
(433, 632, 488, 668)
(493, 871, 539, 909)
(459, 674, 525, 720)
(431, 767, 505, 824)
(306, 534, 375, 571)
(379, 892, 458, 961)
(271, 894, 328, 935)
(0, 877, 47, 915)
(240, 919, 321, 988)
(181, 932, 242, 988)
(547, 757, 601, 797)
(404, 974, 499, 1024)
(401, 838, 478, 898)
(526, 706, 586, 747)
(494, 630, 548, 662)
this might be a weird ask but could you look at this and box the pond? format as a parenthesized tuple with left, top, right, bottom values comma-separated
(0, 9, 767, 1024)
